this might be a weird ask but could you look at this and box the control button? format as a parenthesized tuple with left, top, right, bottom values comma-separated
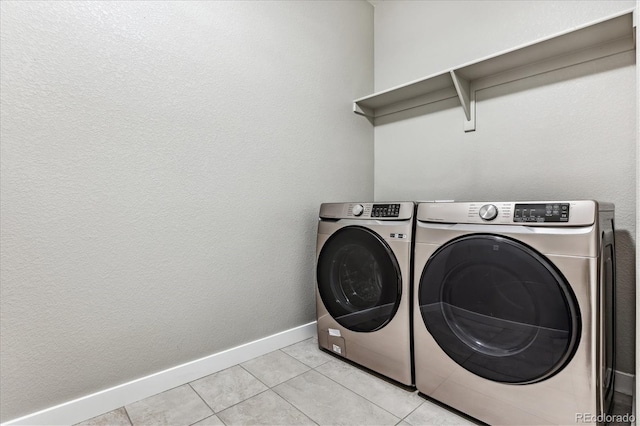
(352, 204, 364, 216)
(479, 204, 498, 221)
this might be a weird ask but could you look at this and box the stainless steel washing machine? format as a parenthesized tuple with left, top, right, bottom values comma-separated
(316, 202, 414, 386)
(413, 201, 615, 425)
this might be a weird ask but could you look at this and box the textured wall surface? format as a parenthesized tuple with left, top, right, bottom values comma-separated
(0, 1, 373, 421)
(633, 0, 640, 406)
(373, 0, 636, 374)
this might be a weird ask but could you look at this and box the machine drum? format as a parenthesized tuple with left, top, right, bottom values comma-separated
(317, 226, 402, 333)
(418, 234, 580, 384)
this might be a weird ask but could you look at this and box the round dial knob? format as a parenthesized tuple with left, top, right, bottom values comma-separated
(352, 204, 364, 217)
(479, 204, 498, 221)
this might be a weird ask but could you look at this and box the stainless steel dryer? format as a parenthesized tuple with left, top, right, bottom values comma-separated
(413, 201, 615, 425)
(316, 202, 414, 386)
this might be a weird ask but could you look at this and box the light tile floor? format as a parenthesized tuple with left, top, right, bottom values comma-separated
(76, 337, 633, 426)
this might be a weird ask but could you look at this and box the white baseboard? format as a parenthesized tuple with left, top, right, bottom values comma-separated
(2, 321, 317, 426)
(616, 370, 635, 396)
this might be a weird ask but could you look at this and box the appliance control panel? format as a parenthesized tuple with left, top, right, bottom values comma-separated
(467, 203, 512, 222)
(371, 203, 400, 218)
(513, 203, 569, 223)
(319, 202, 413, 220)
(417, 201, 596, 226)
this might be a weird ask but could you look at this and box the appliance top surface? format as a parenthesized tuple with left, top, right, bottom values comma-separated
(320, 202, 414, 221)
(417, 200, 606, 226)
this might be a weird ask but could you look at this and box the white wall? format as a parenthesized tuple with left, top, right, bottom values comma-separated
(373, 0, 636, 375)
(636, 0, 639, 415)
(0, 1, 373, 421)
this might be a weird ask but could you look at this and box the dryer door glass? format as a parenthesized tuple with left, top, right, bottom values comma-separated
(418, 234, 580, 384)
(317, 226, 402, 332)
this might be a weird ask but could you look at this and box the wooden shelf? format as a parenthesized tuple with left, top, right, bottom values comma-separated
(354, 9, 636, 131)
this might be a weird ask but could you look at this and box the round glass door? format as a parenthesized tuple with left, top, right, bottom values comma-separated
(317, 226, 401, 332)
(418, 234, 580, 384)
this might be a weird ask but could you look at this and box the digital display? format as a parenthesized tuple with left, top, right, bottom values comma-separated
(372, 204, 400, 217)
(514, 203, 569, 223)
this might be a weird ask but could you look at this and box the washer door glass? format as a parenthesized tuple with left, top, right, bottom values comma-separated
(418, 234, 580, 384)
(317, 226, 402, 332)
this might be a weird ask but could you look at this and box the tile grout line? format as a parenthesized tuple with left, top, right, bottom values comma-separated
(267, 371, 326, 426)
(279, 346, 324, 370)
(267, 387, 320, 426)
(238, 354, 281, 389)
(189, 363, 272, 420)
(306, 345, 467, 424)
(186, 382, 221, 426)
(208, 343, 318, 425)
(199, 385, 319, 426)
(114, 384, 204, 426)
(400, 401, 424, 424)
(239, 349, 314, 388)
(122, 406, 134, 426)
(216, 388, 274, 419)
(122, 339, 321, 425)
(309, 361, 405, 423)
(234, 348, 329, 425)
(188, 414, 225, 426)
(188, 347, 314, 422)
